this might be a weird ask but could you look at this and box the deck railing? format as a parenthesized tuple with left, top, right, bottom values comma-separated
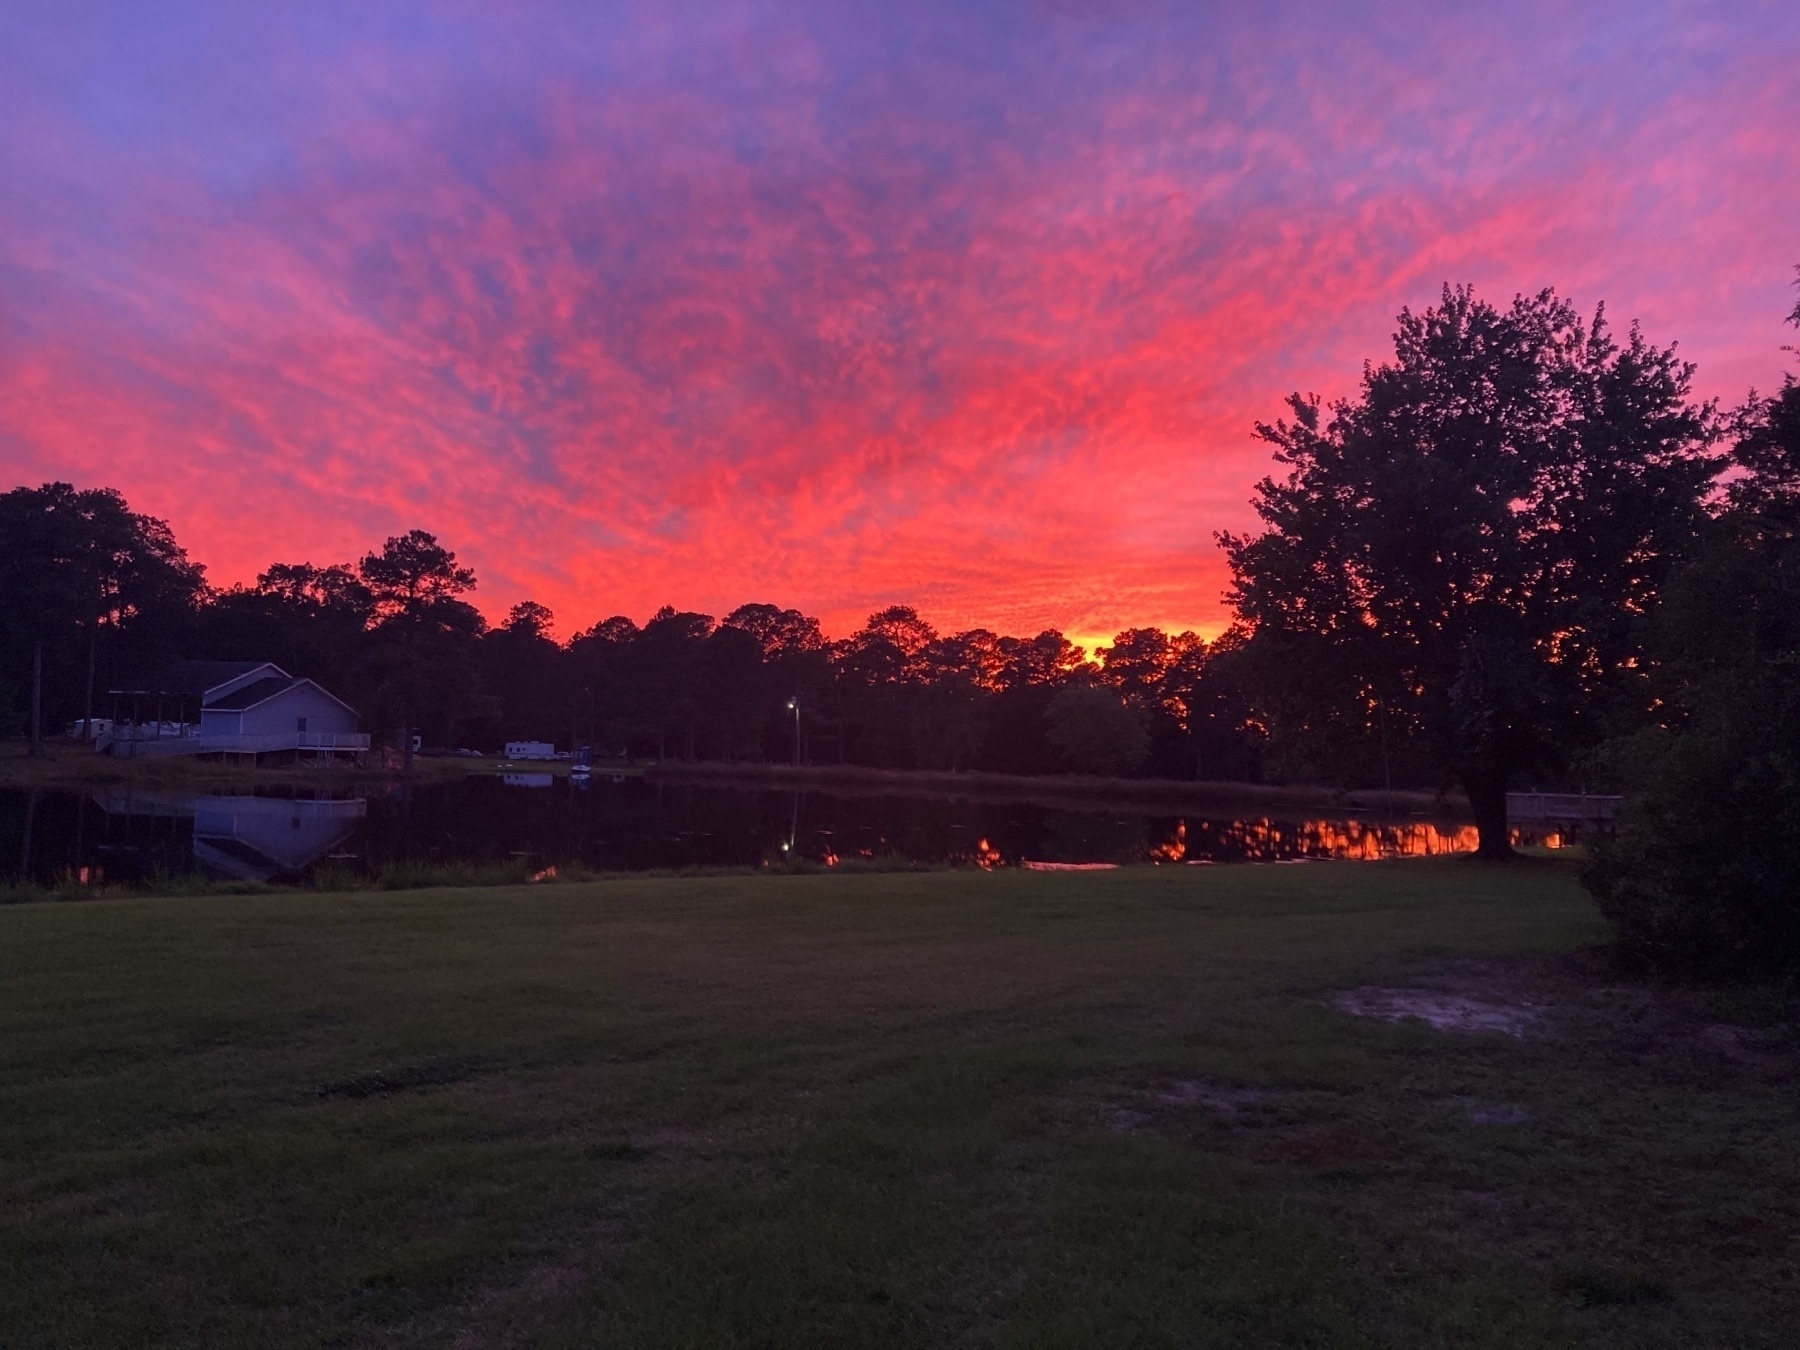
(101, 727, 370, 756)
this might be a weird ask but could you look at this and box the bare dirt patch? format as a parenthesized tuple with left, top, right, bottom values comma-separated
(1334, 951, 1800, 1081)
(1334, 987, 1540, 1037)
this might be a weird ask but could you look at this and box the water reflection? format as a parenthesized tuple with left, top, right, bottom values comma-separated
(1167, 817, 1480, 861)
(91, 789, 367, 882)
(1, 776, 1587, 890)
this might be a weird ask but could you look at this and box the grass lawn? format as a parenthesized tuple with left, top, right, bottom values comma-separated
(2, 861, 1794, 1347)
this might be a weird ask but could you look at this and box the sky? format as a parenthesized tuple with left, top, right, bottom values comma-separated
(2, 2, 1797, 650)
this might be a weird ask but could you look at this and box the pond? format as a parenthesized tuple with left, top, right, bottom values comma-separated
(0, 775, 1578, 890)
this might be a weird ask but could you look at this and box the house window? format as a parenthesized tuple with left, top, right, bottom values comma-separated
(297, 717, 307, 733)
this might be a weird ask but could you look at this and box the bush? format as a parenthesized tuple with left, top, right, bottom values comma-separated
(1584, 374, 1800, 979)
(1585, 713, 1800, 980)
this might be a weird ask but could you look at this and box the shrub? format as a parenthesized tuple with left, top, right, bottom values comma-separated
(1585, 711, 1800, 979)
(1584, 373, 1800, 980)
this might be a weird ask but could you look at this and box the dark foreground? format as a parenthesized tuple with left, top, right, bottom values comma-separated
(2, 863, 1794, 1347)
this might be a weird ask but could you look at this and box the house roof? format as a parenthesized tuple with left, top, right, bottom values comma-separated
(111, 661, 359, 718)
(110, 660, 284, 698)
(204, 675, 299, 710)
(203, 675, 361, 717)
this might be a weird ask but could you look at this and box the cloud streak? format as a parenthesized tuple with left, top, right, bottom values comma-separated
(2, 1, 1797, 642)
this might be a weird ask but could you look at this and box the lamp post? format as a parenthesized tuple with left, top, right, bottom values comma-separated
(787, 696, 800, 767)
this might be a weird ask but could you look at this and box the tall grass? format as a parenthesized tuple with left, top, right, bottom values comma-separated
(1, 866, 281, 904)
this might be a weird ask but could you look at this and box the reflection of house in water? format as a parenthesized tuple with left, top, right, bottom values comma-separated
(91, 790, 367, 882)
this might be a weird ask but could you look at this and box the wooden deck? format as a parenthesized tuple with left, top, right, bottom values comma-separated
(98, 729, 371, 759)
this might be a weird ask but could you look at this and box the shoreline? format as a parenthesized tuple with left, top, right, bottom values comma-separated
(1, 740, 1466, 818)
(641, 759, 1468, 818)
(0, 742, 640, 791)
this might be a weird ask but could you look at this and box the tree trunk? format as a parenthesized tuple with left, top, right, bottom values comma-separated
(1462, 769, 1514, 859)
(28, 639, 43, 758)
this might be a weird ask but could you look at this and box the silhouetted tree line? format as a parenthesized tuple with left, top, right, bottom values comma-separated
(0, 511, 1268, 782)
(6, 276, 1799, 977)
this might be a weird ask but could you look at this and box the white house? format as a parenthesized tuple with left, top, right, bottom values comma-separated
(106, 661, 370, 762)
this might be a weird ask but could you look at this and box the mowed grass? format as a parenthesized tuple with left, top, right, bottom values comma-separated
(2, 862, 1795, 1348)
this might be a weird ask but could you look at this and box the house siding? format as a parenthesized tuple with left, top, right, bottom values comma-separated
(198, 709, 243, 737)
(237, 685, 358, 739)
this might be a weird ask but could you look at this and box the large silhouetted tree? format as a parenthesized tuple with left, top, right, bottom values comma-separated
(1222, 287, 1719, 856)
(360, 530, 478, 622)
(357, 531, 486, 761)
(0, 484, 204, 752)
(479, 602, 568, 746)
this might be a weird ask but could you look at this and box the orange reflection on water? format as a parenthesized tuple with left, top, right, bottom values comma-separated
(1149, 820, 1187, 863)
(965, 837, 1004, 870)
(1153, 817, 1482, 863)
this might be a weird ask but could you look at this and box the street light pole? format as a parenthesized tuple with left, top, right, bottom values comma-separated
(787, 696, 800, 767)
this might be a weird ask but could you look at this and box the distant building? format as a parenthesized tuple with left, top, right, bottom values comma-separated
(105, 661, 370, 762)
(504, 740, 557, 760)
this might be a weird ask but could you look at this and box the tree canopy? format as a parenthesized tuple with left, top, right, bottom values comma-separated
(1222, 286, 1719, 854)
(0, 483, 204, 748)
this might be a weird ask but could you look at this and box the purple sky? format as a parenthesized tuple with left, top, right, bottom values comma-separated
(3, 1, 1796, 647)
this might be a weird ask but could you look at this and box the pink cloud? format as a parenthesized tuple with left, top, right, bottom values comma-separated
(2, 3, 1797, 643)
